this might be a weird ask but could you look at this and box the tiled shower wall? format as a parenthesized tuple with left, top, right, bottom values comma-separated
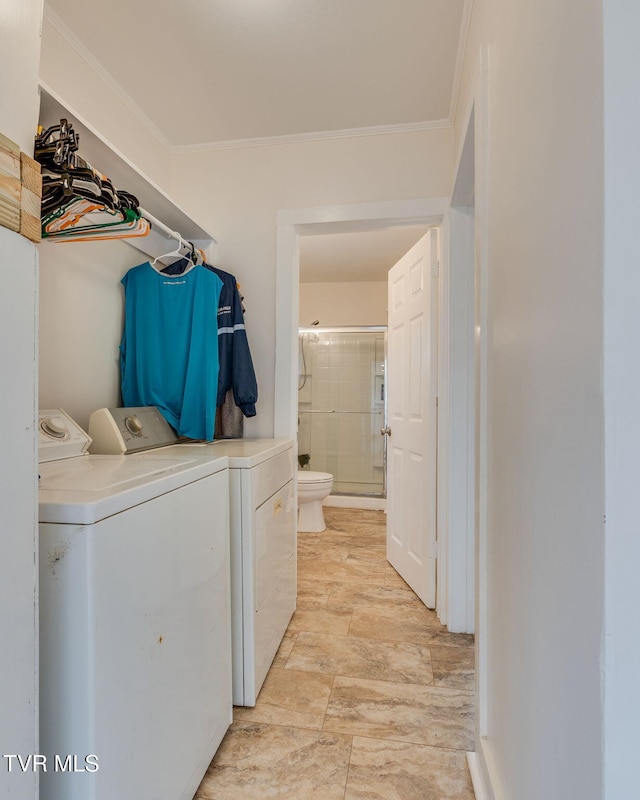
(298, 330, 386, 496)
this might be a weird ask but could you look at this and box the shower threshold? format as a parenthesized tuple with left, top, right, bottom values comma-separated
(332, 491, 385, 499)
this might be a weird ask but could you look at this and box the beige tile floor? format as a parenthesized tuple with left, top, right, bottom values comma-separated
(194, 507, 476, 800)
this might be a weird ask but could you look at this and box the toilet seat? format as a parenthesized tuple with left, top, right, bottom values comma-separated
(298, 471, 333, 485)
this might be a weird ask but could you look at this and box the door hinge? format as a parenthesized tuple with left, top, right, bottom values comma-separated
(432, 260, 440, 278)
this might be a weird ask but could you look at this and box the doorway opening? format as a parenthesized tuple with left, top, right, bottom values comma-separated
(275, 199, 448, 606)
(293, 219, 433, 510)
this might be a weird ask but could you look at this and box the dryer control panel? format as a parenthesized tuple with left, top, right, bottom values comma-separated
(38, 409, 92, 463)
(88, 406, 181, 454)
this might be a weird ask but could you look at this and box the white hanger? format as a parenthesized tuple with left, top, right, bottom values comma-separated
(150, 232, 199, 274)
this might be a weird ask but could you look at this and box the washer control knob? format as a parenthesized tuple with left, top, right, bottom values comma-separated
(125, 414, 144, 436)
(41, 417, 68, 439)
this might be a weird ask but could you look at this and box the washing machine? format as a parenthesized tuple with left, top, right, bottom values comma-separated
(88, 407, 297, 706)
(38, 409, 232, 800)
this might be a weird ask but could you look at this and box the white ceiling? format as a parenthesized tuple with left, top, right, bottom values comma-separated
(44, 0, 466, 281)
(299, 226, 430, 283)
(45, 0, 468, 149)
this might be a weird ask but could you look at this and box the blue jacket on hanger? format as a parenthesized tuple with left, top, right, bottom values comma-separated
(163, 260, 258, 416)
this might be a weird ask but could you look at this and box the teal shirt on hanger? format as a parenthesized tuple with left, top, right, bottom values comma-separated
(120, 262, 223, 440)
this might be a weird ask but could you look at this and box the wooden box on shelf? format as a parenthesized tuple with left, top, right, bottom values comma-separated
(20, 152, 42, 243)
(0, 131, 21, 233)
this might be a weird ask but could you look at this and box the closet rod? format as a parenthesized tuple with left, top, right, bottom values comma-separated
(139, 207, 190, 249)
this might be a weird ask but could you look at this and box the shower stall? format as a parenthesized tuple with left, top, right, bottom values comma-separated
(298, 326, 387, 498)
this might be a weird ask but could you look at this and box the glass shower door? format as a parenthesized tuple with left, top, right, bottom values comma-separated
(298, 327, 386, 497)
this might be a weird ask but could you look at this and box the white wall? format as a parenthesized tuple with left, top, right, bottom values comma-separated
(456, 2, 605, 798)
(0, 2, 43, 797)
(38, 239, 143, 431)
(602, 2, 640, 797)
(299, 281, 387, 327)
(39, 14, 171, 192)
(0, 0, 43, 153)
(169, 129, 453, 437)
(0, 232, 39, 799)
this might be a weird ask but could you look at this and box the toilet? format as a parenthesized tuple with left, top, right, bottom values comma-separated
(297, 471, 334, 532)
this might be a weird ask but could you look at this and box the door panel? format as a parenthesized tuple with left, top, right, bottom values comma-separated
(386, 230, 438, 607)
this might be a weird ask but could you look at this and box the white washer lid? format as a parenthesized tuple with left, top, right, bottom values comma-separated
(38, 454, 228, 525)
(298, 470, 333, 484)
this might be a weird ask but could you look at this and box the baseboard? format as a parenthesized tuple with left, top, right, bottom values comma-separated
(467, 738, 502, 800)
(467, 752, 491, 800)
(323, 495, 387, 511)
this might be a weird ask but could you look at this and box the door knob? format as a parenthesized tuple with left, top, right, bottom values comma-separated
(380, 426, 392, 437)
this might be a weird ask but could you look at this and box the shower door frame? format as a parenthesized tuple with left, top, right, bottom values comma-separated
(297, 325, 388, 498)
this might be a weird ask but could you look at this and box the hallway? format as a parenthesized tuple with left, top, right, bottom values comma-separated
(195, 507, 476, 799)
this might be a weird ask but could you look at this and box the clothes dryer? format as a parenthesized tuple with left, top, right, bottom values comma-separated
(38, 410, 231, 800)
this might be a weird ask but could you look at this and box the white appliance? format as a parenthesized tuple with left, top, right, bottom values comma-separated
(88, 407, 297, 706)
(38, 409, 232, 800)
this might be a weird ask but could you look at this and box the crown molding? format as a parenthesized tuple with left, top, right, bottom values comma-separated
(43, 3, 174, 153)
(43, 2, 456, 155)
(172, 119, 453, 154)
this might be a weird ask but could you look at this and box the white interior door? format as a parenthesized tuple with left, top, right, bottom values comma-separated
(386, 229, 439, 607)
